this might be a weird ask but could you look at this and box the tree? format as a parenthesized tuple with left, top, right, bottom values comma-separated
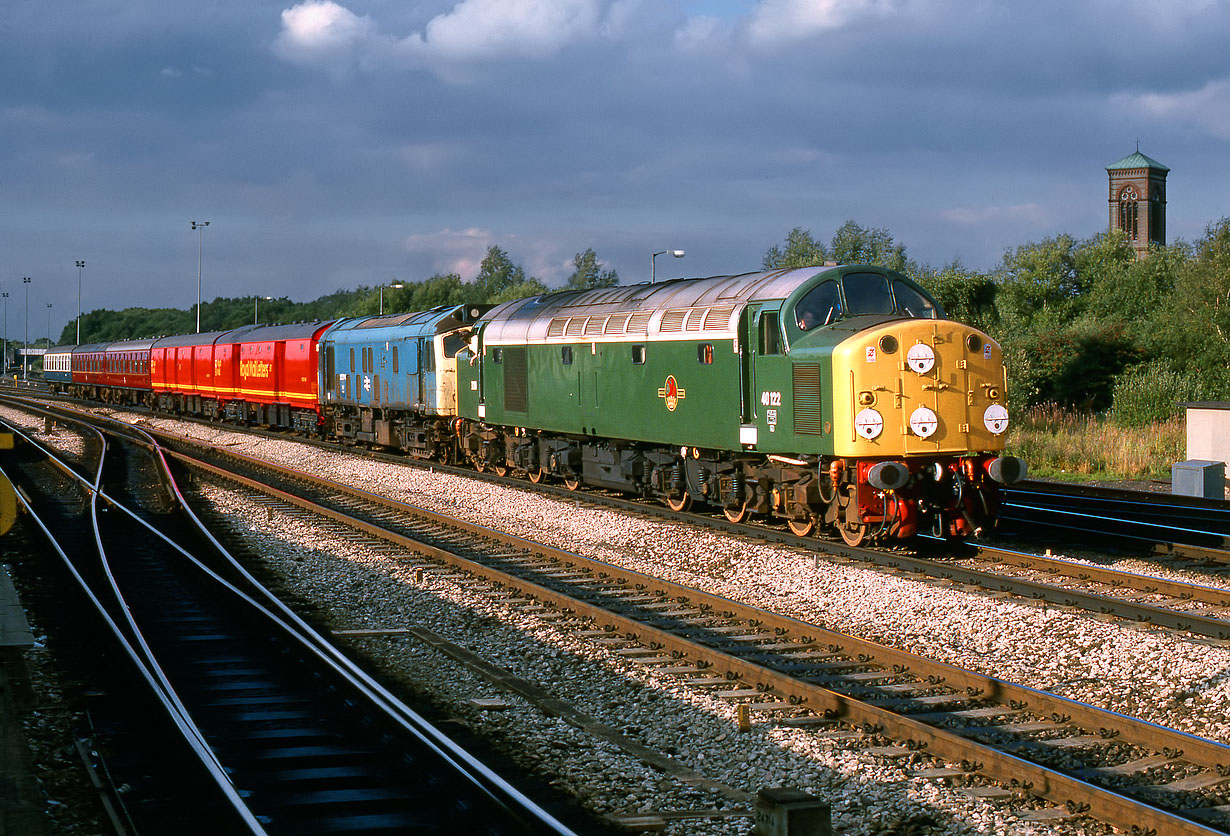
(763, 227, 827, 269)
(473, 246, 526, 300)
(915, 263, 999, 333)
(565, 248, 619, 290)
(828, 220, 909, 271)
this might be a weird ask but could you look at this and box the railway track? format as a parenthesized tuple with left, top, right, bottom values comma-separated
(0, 408, 581, 835)
(11, 395, 1230, 644)
(110, 422, 1230, 834)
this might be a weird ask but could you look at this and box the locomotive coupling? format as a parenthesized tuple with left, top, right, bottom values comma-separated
(986, 455, 1027, 485)
(867, 461, 911, 491)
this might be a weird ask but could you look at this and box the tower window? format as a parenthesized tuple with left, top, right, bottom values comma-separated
(1118, 186, 1139, 240)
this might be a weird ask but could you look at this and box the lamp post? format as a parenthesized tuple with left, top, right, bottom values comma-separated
(75, 260, 85, 344)
(254, 296, 272, 325)
(191, 220, 210, 333)
(22, 277, 31, 380)
(46, 303, 53, 347)
(1, 292, 9, 375)
(379, 282, 404, 315)
(651, 249, 685, 283)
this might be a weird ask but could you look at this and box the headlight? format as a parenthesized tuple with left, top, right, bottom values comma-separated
(855, 408, 883, 440)
(983, 404, 1009, 434)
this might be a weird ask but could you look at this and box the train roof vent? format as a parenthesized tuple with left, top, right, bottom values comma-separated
(704, 305, 737, 329)
(660, 310, 687, 332)
(584, 316, 608, 336)
(685, 309, 706, 331)
(547, 317, 568, 338)
(565, 317, 588, 337)
(604, 313, 630, 335)
(627, 311, 653, 334)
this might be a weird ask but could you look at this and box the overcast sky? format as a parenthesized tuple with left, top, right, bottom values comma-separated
(3, 0, 1229, 338)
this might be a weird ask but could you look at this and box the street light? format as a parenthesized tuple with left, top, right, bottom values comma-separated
(379, 282, 404, 315)
(75, 260, 85, 344)
(254, 296, 272, 325)
(191, 220, 210, 333)
(22, 277, 31, 380)
(46, 303, 53, 346)
(1, 292, 9, 375)
(651, 249, 685, 283)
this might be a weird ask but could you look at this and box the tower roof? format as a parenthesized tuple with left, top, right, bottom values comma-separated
(1107, 149, 1169, 172)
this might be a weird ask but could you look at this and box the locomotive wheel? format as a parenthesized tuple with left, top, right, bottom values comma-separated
(527, 467, 546, 484)
(723, 500, 751, 524)
(563, 474, 581, 491)
(473, 459, 486, 473)
(839, 521, 868, 547)
(787, 516, 815, 537)
(665, 493, 692, 513)
(493, 464, 508, 477)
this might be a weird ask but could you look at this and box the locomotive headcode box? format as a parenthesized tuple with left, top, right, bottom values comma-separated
(753, 787, 831, 836)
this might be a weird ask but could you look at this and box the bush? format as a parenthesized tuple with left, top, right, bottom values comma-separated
(1110, 362, 1209, 427)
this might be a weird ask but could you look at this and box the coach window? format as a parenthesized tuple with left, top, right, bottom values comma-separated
(561, 346, 573, 365)
(697, 343, 713, 365)
(631, 345, 646, 365)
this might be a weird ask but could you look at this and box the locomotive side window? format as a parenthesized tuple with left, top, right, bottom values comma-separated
(392, 346, 399, 373)
(631, 345, 646, 364)
(891, 280, 940, 319)
(442, 333, 466, 357)
(492, 347, 503, 364)
(697, 343, 713, 364)
(795, 281, 841, 330)
(760, 312, 782, 354)
(326, 347, 336, 391)
(422, 339, 435, 372)
(841, 272, 894, 315)
(561, 346, 573, 365)
(349, 348, 355, 373)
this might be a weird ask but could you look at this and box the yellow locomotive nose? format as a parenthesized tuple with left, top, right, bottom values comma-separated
(831, 319, 1009, 458)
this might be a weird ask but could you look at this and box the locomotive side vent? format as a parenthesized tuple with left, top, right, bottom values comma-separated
(504, 346, 528, 413)
(792, 364, 823, 435)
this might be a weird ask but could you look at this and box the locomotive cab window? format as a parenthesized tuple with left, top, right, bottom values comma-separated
(841, 273, 894, 316)
(795, 281, 841, 330)
(561, 345, 573, 365)
(442, 332, 466, 358)
(697, 343, 713, 364)
(891, 280, 940, 319)
(760, 312, 782, 354)
(631, 345, 646, 365)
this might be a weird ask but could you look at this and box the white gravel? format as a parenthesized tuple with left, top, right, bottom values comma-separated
(13, 403, 1230, 834)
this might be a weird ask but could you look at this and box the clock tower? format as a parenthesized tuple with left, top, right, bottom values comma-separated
(1106, 147, 1169, 259)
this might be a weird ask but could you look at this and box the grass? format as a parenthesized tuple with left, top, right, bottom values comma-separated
(1005, 403, 1186, 482)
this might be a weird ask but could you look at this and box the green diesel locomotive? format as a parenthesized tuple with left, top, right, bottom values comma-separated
(456, 264, 1024, 544)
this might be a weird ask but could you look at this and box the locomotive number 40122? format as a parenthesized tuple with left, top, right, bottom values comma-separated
(760, 391, 782, 407)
